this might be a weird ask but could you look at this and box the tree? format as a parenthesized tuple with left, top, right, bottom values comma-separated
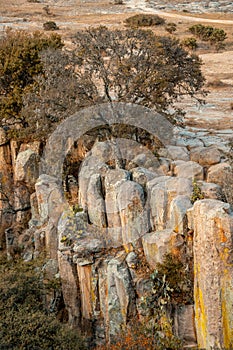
(0, 29, 63, 131)
(1, 27, 205, 140)
(72, 27, 205, 119)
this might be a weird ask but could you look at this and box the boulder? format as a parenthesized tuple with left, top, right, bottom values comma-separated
(90, 141, 112, 163)
(188, 199, 233, 349)
(190, 146, 221, 166)
(207, 162, 232, 187)
(173, 160, 204, 180)
(166, 145, 190, 161)
(78, 155, 109, 210)
(131, 167, 158, 188)
(149, 177, 192, 231)
(14, 149, 40, 191)
(199, 181, 223, 200)
(169, 195, 193, 234)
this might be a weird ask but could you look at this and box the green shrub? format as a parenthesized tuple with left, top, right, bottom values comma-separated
(43, 21, 59, 31)
(0, 254, 86, 349)
(0, 29, 63, 124)
(188, 24, 227, 50)
(182, 37, 198, 50)
(165, 22, 177, 34)
(124, 14, 165, 27)
(191, 179, 204, 203)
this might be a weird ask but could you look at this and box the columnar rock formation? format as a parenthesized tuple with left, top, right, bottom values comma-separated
(0, 120, 232, 348)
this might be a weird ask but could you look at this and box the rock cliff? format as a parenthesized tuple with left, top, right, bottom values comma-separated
(0, 107, 232, 348)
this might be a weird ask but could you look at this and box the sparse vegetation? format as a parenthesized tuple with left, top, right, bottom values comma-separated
(165, 22, 177, 34)
(124, 14, 165, 27)
(191, 179, 204, 204)
(182, 37, 198, 50)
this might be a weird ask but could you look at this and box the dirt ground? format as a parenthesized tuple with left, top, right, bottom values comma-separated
(0, 0, 233, 130)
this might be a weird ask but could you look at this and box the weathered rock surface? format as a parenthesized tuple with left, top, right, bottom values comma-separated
(118, 180, 149, 245)
(148, 176, 192, 231)
(87, 174, 107, 228)
(169, 195, 192, 234)
(131, 167, 158, 187)
(174, 305, 197, 348)
(14, 149, 40, 191)
(107, 253, 136, 339)
(161, 145, 190, 162)
(207, 162, 232, 186)
(78, 155, 109, 210)
(190, 146, 221, 166)
(142, 229, 184, 268)
(58, 251, 81, 326)
(173, 160, 204, 180)
(34, 174, 64, 226)
(105, 168, 130, 245)
(0, 127, 9, 146)
(188, 199, 233, 349)
(2, 119, 233, 349)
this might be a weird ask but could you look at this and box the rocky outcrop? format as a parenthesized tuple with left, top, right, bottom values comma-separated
(14, 149, 40, 192)
(142, 229, 184, 268)
(188, 199, 233, 349)
(1, 115, 233, 349)
(118, 180, 149, 245)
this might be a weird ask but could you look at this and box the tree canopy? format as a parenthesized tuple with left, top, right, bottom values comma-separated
(0, 26, 205, 140)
